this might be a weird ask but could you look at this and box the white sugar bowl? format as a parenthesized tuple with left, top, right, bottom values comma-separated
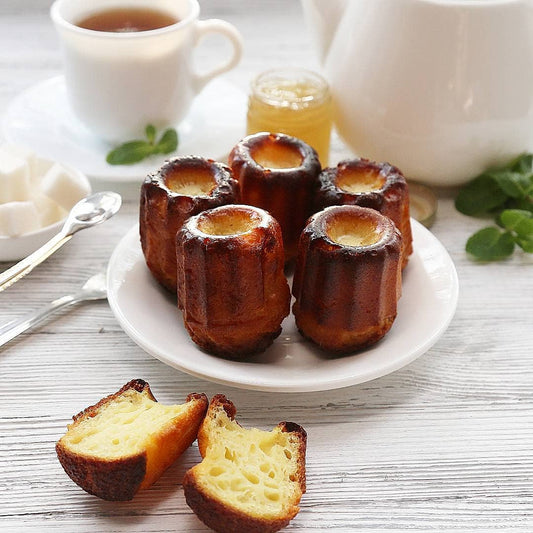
(0, 144, 91, 262)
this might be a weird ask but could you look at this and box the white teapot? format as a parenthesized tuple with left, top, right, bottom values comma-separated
(302, 0, 533, 186)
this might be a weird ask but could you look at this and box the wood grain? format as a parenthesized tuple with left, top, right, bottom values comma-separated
(1, 1, 532, 531)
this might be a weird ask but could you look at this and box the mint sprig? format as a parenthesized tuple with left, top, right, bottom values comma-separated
(455, 153, 533, 261)
(106, 125, 178, 165)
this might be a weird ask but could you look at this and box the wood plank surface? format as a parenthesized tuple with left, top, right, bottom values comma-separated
(0, 1, 532, 531)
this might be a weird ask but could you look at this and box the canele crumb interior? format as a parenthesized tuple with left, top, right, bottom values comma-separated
(196, 412, 300, 516)
(62, 389, 188, 458)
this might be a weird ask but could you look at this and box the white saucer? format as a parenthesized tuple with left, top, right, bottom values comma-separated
(2, 76, 247, 183)
(107, 220, 459, 392)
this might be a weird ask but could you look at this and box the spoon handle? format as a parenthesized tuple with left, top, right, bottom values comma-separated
(0, 292, 82, 347)
(0, 231, 72, 293)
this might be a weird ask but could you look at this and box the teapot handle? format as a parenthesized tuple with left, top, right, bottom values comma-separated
(192, 19, 243, 93)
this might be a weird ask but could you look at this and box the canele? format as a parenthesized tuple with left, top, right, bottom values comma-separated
(140, 156, 239, 293)
(315, 158, 412, 268)
(176, 204, 290, 358)
(292, 205, 402, 353)
(229, 132, 321, 262)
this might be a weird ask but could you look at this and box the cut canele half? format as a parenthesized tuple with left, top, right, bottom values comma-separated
(56, 379, 208, 501)
(183, 395, 307, 533)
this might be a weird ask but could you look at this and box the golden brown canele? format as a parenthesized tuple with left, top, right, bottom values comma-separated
(292, 205, 402, 354)
(228, 132, 321, 261)
(183, 395, 307, 533)
(140, 156, 239, 293)
(315, 158, 413, 268)
(176, 205, 290, 358)
(56, 379, 208, 501)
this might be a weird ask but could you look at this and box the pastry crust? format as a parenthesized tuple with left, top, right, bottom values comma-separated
(292, 205, 402, 353)
(56, 379, 208, 501)
(229, 132, 321, 261)
(176, 205, 290, 358)
(315, 158, 412, 268)
(140, 156, 239, 292)
(183, 395, 307, 533)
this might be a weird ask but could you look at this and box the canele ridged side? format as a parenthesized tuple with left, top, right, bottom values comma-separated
(292, 206, 402, 353)
(176, 206, 290, 358)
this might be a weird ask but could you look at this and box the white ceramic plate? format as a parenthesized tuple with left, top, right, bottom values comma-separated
(2, 76, 247, 183)
(107, 221, 458, 392)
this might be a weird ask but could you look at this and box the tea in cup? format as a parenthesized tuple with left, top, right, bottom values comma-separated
(50, 0, 243, 142)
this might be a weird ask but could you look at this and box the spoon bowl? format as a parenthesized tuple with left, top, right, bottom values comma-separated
(63, 191, 122, 234)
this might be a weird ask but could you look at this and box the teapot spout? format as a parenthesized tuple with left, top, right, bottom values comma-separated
(301, 0, 347, 64)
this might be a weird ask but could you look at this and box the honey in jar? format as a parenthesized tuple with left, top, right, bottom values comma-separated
(246, 68, 333, 165)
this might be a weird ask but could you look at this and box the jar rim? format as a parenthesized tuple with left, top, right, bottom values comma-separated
(250, 67, 330, 107)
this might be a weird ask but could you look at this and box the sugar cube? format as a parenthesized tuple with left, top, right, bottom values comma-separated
(0, 201, 41, 237)
(31, 157, 55, 183)
(0, 151, 31, 203)
(40, 163, 90, 211)
(0, 144, 55, 186)
(32, 193, 67, 228)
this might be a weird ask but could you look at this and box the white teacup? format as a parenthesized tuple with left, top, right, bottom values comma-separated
(51, 0, 243, 142)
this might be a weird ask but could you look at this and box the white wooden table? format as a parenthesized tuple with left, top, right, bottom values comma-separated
(1, 1, 532, 531)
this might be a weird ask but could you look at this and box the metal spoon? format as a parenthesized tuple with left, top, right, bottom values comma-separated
(0, 191, 121, 292)
(0, 270, 107, 348)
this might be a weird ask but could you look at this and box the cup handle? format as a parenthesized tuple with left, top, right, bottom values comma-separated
(192, 19, 243, 93)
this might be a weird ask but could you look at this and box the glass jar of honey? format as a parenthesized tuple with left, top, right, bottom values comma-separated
(246, 68, 333, 165)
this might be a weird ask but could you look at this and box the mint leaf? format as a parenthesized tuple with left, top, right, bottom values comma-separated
(517, 235, 533, 253)
(527, 179, 533, 196)
(491, 170, 531, 199)
(509, 153, 533, 174)
(106, 125, 179, 165)
(154, 128, 178, 154)
(499, 209, 533, 236)
(513, 196, 533, 213)
(456, 154, 533, 261)
(106, 141, 154, 165)
(499, 209, 533, 254)
(466, 227, 515, 261)
(145, 124, 156, 144)
(455, 174, 508, 215)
